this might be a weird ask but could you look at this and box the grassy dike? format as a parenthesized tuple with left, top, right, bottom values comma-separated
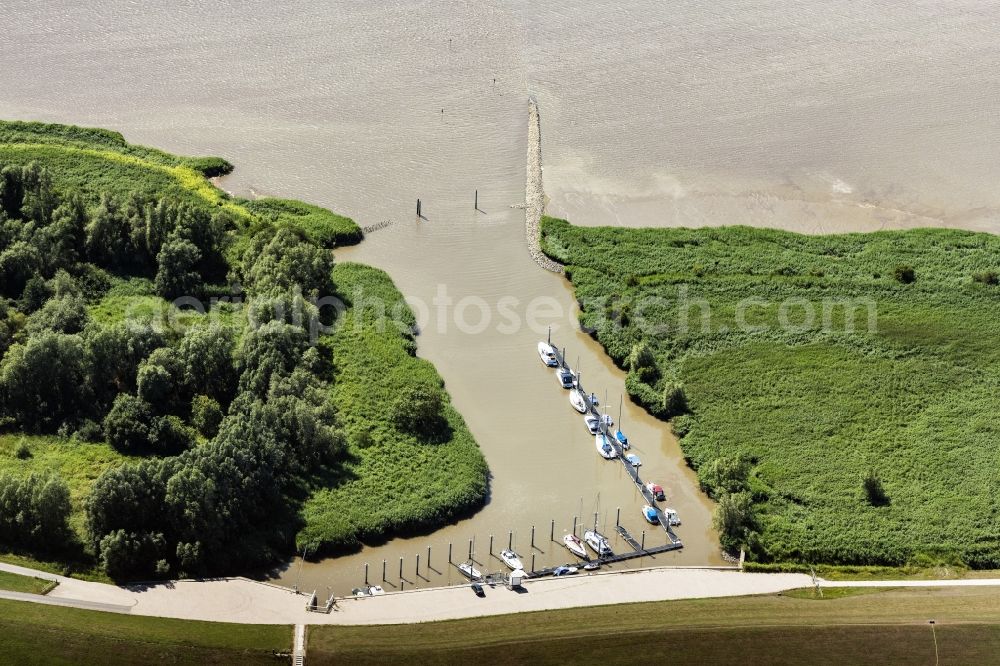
(309, 586, 1000, 665)
(541, 216, 1000, 568)
(0, 599, 290, 665)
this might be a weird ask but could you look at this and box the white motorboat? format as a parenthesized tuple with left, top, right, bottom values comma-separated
(570, 389, 588, 413)
(458, 561, 483, 580)
(556, 366, 575, 388)
(584, 530, 613, 557)
(600, 413, 614, 427)
(595, 433, 617, 459)
(663, 508, 682, 526)
(584, 414, 601, 434)
(562, 533, 587, 559)
(537, 341, 558, 367)
(500, 549, 524, 571)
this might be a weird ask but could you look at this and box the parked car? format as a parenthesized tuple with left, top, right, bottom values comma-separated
(471, 582, 485, 597)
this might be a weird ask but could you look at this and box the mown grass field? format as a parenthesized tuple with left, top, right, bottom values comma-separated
(0, 570, 55, 594)
(0, 598, 290, 665)
(309, 586, 1000, 665)
(541, 216, 1000, 567)
(297, 263, 489, 552)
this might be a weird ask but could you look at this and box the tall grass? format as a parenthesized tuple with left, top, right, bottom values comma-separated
(297, 263, 488, 552)
(542, 216, 1000, 567)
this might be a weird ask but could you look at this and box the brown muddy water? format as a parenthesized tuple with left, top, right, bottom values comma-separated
(4, 0, 999, 593)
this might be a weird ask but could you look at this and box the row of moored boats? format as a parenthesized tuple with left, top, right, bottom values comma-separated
(539, 338, 681, 541)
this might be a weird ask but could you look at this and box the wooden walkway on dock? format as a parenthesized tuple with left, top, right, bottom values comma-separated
(527, 526, 683, 578)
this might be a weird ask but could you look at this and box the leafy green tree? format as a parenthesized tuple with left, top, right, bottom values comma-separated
(177, 325, 236, 405)
(154, 236, 202, 299)
(25, 294, 89, 334)
(240, 227, 333, 295)
(0, 332, 92, 431)
(136, 347, 184, 411)
(18, 275, 51, 313)
(0, 240, 43, 298)
(17, 163, 58, 226)
(662, 381, 687, 417)
(98, 529, 166, 580)
(86, 461, 166, 550)
(392, 384, 449, 442)
(87, 323, 164, 409)
(103, 394, 154, 453)
(190, 395, 223, 438)
(0, 472, 72, 552)
(713, 491, 756, 554)
(699, 454, 753, 497)
(237, 321, 308, 397)
(43, 194, 88, 268)
(150, 415, 195, 455)
(85, 194, 131, 270)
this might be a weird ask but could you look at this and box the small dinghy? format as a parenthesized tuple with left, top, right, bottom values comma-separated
(642, 505, 660, 524)
(584, 530, 613, 557)
(584, 414, 601, 434)
(500, 549, 524, 571)
(625, 453, 642, 467)
(570, 389, 588, 413)
(645, 482, 666, 502)
(556, 366, 575, 388)
(583, 562, 601, 571)
(537, 341, 558, 367)
(563, 533, 587, 558)
(458, 561, 483, 581)
(595, 433, 617, 459)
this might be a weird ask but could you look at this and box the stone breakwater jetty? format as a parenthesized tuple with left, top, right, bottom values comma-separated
(526, 98, 564, 274)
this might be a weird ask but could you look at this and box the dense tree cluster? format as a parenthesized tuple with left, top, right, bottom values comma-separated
(0, 161, 347, 578)
(0, 472, 72, 553)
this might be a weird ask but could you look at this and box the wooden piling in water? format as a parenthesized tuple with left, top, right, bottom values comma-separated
(365, 562, 369, 585)
(572, 516, 577, 535)
(382, 559, 387, 581)
(416, 554, 420, 576)
(427, 546, 432, 569)
(531, 525, 535, 549)
(468, 539, 473, 560)
(508, 531, 513, 549)
(489, 534, 494, 555)
(531, 553, 536, 571)
(550, 519, 555, 541)
(475, 190, 478, 210)
(417, 199, 422, 218)
(399, 557, 403, 579)
(641, 531, 645, 550)
(448, 543, 452, 563)
(616, 507, 621, 526)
